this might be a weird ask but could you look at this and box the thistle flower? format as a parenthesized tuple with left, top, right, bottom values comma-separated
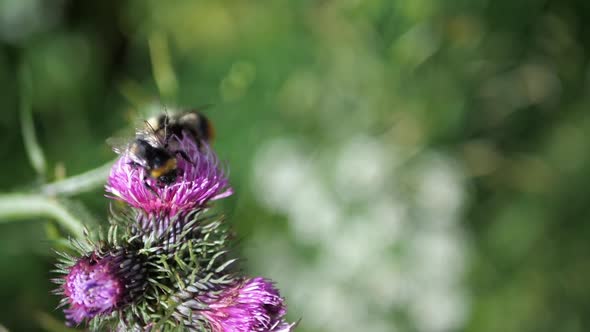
(52, 117, 297, 331)
(173, 277, 296, 332)
(54, 249, 147, 326)
(105, 134, 232, 218)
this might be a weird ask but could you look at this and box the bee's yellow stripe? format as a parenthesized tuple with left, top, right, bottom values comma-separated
(150, 158, 177, 178)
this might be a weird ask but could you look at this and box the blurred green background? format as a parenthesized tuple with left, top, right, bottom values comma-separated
(0, 0, 589, 331)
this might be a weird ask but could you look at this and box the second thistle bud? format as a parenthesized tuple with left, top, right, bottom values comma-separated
(173, 277, 296, 332)
(55, 248, 147, 326)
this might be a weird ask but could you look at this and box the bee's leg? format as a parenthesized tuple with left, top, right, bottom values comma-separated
(142, 175, 160, 198)
(127, 161, 141, 168)
(174, 150, 193, 164)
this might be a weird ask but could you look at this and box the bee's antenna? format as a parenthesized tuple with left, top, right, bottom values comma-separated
(162, 103, 170, 144)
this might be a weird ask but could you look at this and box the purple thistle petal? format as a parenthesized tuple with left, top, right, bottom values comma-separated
(199, 277, 296, 332)
(105, 134, 232, 218)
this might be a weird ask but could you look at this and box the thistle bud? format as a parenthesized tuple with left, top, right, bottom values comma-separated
(173, 277, 296, 332)
(54, 248, 147, 326)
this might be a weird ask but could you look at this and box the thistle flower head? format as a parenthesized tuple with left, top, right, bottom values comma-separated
(175, 277, 296, 332)
(61, 255, 122, 325)
(55, 249, 147, 326)
(105, 134, 232, 217)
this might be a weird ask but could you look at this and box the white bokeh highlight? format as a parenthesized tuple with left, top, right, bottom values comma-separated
(250, 136, 470, 332)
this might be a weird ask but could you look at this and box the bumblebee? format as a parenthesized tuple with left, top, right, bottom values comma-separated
(111, 126, 190, 196)
(146, 109, 214, 147)
(127, 137, 179, 186)
(111, 109, 212, 195)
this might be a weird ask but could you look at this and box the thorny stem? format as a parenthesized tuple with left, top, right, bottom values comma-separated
(0, 194, 85, 239)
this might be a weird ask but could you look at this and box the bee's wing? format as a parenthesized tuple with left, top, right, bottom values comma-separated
(106, 136, 132, 155)
(135, 125, 166, 148)
(106, 136, 151, 168)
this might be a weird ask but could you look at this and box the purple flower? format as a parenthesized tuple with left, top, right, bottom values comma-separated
(57, 250, 147, 326)
(175, 277, 296, 332)
(105, 134, 232, 218)
(61, 255, 122, 325)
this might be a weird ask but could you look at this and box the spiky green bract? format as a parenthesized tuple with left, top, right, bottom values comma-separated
(97, 206, 239, 331)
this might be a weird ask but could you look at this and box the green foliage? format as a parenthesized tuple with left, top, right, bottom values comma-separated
(0, 0, 589, 331)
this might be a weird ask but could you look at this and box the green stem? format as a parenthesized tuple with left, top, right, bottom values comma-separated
(41, 160, 114, 196)
(19, 63, 47, 177)
(0, 194, 85, 239)
(149, 32, 178, 103)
